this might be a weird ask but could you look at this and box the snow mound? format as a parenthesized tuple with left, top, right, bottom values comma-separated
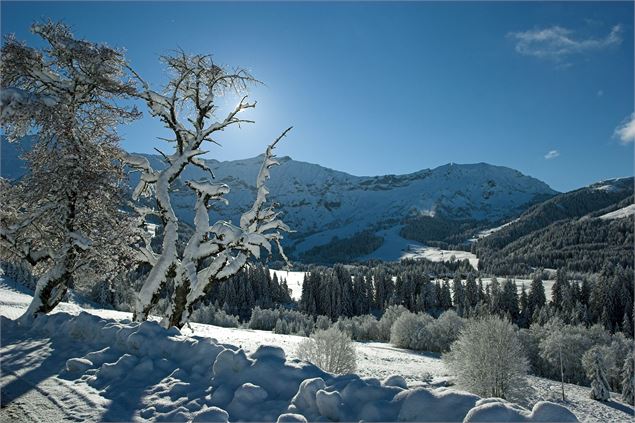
(464, 398, 578, 422)
(2, 312, 579, 422)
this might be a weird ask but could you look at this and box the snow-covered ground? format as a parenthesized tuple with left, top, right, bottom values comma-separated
(401, 246, 479, 271)
(599, 204, 635, 220)
(1, 279, 632, 422)
(468, 218, 519, 242)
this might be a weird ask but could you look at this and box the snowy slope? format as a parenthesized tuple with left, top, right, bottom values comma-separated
(2, 280, 632, 422)
(1, 139, 556, 259)
(168, 158, 556, 255)
(599, 204, 635, 220)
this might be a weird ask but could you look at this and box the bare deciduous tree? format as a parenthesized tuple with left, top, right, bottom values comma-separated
(125, 52, 292, 328)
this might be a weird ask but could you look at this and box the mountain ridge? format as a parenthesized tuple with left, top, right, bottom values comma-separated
(0, 138, 561, 261)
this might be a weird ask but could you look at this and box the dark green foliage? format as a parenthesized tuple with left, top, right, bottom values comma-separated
(400, 215, 484, 247)
(300, 230, 383, 264)
(477, 214, 634, 274)
(477, 181, 633, 251)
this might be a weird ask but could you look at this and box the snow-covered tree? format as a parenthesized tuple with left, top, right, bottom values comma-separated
(621, 354, 634, 405)
(0, 21, 139, 323)
(444, 315, 529, 399)
(124, 52, 292, 328)
(296, 326, 357, 374)
(584, 347, 611, 401)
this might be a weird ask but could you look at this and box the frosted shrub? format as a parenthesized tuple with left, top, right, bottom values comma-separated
(274, 318, 289, 334)
(315, 315, 332, 331)
(249, 307, 315, 335)
(248, 307, 280, 330)
(296, 327, 357, 374)
(190, 304, 240, 328)
(0, 261, 37, 290)
(429, 310, 465, 352)
(378, 305, 409, 341)
(390, 311, 434, 350)
(336, 315, 381, 341)
(444, 315, 528, 399)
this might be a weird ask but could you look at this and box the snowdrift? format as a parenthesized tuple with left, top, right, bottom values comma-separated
(1, 312, 578, 422)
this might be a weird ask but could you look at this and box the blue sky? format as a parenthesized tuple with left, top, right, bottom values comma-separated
(2, 1, 633, 192)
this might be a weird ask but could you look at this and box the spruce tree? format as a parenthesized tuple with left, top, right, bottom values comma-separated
(464, 273, 479, 311)
(453, 276, 465, 317)
(528, 276, 546, 319)
(551, 268, 569, 311)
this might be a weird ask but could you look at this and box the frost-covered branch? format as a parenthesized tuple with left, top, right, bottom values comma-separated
(125, 51, 292, 329)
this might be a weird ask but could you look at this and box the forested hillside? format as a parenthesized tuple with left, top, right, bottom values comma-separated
(474, 179, 634, 274)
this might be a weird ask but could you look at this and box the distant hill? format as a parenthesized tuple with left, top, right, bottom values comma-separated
(474, 178, 634, 274)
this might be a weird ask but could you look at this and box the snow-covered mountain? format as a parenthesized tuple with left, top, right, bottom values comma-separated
(138, 154, 556, 255)
(1, 138, 557, 258)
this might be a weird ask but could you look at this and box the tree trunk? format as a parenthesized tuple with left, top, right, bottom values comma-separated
(167, 280, 191, 329)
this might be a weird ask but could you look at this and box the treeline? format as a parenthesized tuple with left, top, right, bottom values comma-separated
(188, 265, 293, 320)
(87, 264, 293, 321)
(299, 261, 634, 336)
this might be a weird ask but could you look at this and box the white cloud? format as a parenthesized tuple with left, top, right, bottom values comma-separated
(614, 113, 635, 145)
(544, 150, 560, 160)
(508, 24, 622, 63)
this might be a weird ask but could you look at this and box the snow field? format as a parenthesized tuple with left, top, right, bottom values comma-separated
(599, 204, 635, 220)
(5, 281, 632, 422)
(1, 308, 579, 422)
(401, 246, 480, 270)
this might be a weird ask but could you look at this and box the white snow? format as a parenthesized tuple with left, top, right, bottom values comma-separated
(468, 218, 519, 242)
(269, 269, 306, 301)
(1, 278, 631, 422)
(599, 204, 635, 221)
(402, 246, 480, 271)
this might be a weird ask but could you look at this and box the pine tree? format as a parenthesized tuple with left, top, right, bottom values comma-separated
(464, 273, 479, 312)
(621, 354, 634, 405)
(453, 276, 465, 317)
(501, 279, 519, 322)
(528, 276, 547, 319)
(339, 269, 354, 317)
(439, 280, 453, 310)
(489, 277, 501, 315)
(519, 284, 529, 328)
(622, 312, 633, 338)
(551, 269, 569, 311)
